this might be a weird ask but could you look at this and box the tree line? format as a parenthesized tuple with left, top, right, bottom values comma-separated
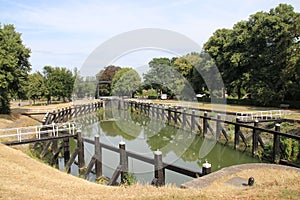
(1, 3, 299, 114)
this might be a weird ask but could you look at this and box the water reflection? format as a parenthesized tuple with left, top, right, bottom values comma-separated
(80, 109, 259, 185)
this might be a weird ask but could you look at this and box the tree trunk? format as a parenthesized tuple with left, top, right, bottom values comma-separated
(0, 98, 10, 114)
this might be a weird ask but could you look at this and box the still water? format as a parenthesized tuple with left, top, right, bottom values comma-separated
(80, 111, 259, 186)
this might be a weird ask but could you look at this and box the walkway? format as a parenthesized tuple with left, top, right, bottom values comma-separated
(181, 163, 300, 189)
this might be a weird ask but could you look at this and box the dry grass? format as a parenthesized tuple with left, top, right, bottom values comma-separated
(0, 144, 299, 199)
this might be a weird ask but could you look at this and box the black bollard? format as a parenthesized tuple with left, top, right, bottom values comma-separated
(248, 177, 254, 186)
(202, 161, 211, 175)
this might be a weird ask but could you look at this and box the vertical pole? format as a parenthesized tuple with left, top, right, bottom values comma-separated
(103, 101, 106, 120)
(252, 120, 259, 156)
(156, 105, 160, 120)
(63, 137, 70, 165)
(162, 105, 165, 121)
(154, 150, 165, 186)
(119, 141, 128, 183)
(234, 118, 240, 150)
(273, 124, 281, 164)
(95, 135, 102, 179)
(191, 110, 195, 132)
(168, 106, 171, 125)
(203, 112, 208, 137)
(118, 99, 121, 110)
(174, 107, 178, 125)
(77, 130, 85, 169)
(216, 114, 222, 140)
(182, 108, 187, 128)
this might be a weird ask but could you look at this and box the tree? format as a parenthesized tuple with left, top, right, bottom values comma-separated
(43, 66, 75, 103)
(111, 68, 141, 97)
(97, 65, 121, 96)
(0, 24, 31, 113)
(204, 4, 300, 104)
(26, 72, 45, 104)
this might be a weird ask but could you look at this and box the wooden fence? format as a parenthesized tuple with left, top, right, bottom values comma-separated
(113, 100, 300, 166)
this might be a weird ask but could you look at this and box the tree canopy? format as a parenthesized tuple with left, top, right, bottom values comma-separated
(204, 4, 300, 104)
(0, 24, 31, 113)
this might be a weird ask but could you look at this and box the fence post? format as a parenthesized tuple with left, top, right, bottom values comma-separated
(167, 106, 171, 124)
(216, 114, 221, 140)
(273, 124, 281, 164)
(162, 105, 165, 121)
(63, 136, 70, 164)
(252, 120, 259, 156)
(191, 110, 195, 132)
(153, 150, 165, 186)
(174, 107, 178, 125)
(234, 118, 240, 149)
(95, 135, 102, 179)
(203, 112, 208, 137)
(77, 130, 85, 169)
(182, 108, 187, 128)
(119, 141, 128, 183)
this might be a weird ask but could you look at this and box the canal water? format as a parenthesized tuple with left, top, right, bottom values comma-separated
(79, 110, 260, 186)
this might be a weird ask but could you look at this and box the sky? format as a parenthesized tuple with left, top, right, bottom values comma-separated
(0, 0, 299, 74)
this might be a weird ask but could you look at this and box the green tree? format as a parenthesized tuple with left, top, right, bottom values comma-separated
(205, 4, 300, 104)
(112, 68, 141, 97)
(43, 66, 75, 103)
(26, 72, 45, 104)
(0, 24, 31, 113)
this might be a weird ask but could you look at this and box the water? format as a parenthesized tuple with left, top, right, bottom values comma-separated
(79, 111, 259, 186)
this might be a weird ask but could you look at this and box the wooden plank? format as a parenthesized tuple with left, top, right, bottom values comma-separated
(83, 156, 96, 180)
(65, 148, 79, 173)
(108, 165, 122, 186)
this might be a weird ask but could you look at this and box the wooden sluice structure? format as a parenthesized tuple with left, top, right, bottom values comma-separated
(118, 100, 300, 166)
(1, 99, 300, 187)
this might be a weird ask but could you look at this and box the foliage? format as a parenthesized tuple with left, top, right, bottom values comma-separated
(43, 66, 75, 103)
(281, 138, 299, 162)
(122, 172, 136, 186)
(204, 4, 300, 104)
(111, 68, 141, 97)
(26, 72, 45, 104)
(0, 24, 31, 113)
(73, 68, 96, 99)
(97, 65, 121, 96)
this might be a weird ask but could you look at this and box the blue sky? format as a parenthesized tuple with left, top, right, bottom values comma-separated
(0, 0, 299, 74)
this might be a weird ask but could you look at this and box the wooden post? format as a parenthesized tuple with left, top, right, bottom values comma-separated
(182, 108, 187, 128)
(95, 135, 102, 179)
(273, 123, 281, 164)
(216, 114, 221, 140)
(234, 118, 240, 150)
(174, 107, 178, 125)
(119, 141, 128, 183)
(152, 104, 155, 117)
(153, 150, 165, 186)
(203, 112, 208, 137)
(252, 120, 259, 156)
(63, 137, 70, 164)
(167, 106, 171, 124)
(156, 105, 160, 120)
(191, 110, 195, 132)
(77, 130, 85, 169)
(118, 99, 121, 110)
(162, 105, 165, 121)
(103, 101, 106, 120)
